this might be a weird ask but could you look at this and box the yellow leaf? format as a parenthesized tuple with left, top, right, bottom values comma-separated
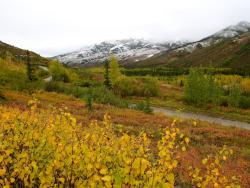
(100, 168, 108, 175)
(181, 146, 186, 151)
(132, 158, 141, 169)
(163, 182, 173, 188)
(101, 175, 112, 182)
(166, 173, 175, 184)
(140, 159, 150, 173)
(202, 158, 208, 165)
(184, 137, 190, 144)
(10, 178, 15, 183)
(0, 168, 6, 176)
(223, 156, 227, 161)
(59, 177, 65, 183)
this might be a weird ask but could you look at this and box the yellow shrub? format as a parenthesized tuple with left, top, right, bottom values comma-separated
(241, 79, 250, 94)
(189, 146, 240, 188)
(0, 100, 188, 187)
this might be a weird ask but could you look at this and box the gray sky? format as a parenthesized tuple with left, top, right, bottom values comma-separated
(1, 0, 250, 57)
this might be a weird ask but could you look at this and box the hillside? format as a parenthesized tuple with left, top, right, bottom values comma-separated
(54, 39, 187, 67)
(0, 40, 48, 65)
(124, 31, 250, 69)
(54, 21, 250, 68)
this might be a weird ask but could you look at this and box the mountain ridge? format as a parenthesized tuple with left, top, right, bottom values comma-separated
(54, 21, 250, 67)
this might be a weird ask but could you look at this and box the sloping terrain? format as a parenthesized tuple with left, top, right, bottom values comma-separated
(126, 32, 250, 69)
(54, 21, 250, 68)
(54, 39, 187, 67)
(0, 40, 48, 65)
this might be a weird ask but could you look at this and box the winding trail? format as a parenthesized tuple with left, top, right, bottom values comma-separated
(152, 107, 250, 130)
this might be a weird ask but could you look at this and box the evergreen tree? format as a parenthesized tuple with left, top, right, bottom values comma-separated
(0, 87, 4, 100)
(86, 91, 93, 112)
(109, 56, 121, 85)
(144, 96, 152, 114)
(103, 59, 111, 89)
(26, 50, 33, 81)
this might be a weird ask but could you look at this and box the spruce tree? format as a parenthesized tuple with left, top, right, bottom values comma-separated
(26, 50, 33, 81)
(103, 59, 111, 89)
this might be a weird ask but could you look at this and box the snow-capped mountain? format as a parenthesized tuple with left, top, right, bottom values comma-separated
(55, 21, 250, 66)
(54, 39, 187, 66)
(176, 21, 250, 53)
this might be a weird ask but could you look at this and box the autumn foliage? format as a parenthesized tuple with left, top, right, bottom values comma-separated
(0, 100, 239, 187)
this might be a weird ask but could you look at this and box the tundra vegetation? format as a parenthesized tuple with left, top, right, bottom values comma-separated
(0, 53, 249, 187)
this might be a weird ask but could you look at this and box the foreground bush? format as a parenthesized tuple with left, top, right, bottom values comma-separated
(0, 101, 239, 187)
(0, 101, 188, 187)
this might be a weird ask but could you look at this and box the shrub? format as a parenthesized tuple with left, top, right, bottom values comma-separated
(45, 81, 66, 92)
(49, 61, 78, 83)
(0, 102, 238, 187)
(113, 76, 135, 97)
(140, 76, 159, 97)
(184, 69, 222, 105)
(241, 79, 250, 95)
(239, 96, 250, 109)
(133, 97, 153, 114)
(0, 87, 4, 100)
(86, 91, 93, 111)
(45, 82, 88, 98)
(228, 85, 242, 108)
(91, 87, 128, 108)
(184, 69, 209, 105)
(132, 77, 159, 97)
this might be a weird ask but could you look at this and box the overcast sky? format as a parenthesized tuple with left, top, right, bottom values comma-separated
(1, 0, 250, 57)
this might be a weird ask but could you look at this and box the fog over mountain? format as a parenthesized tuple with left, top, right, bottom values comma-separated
(54, 21, 250, 66)
(1, 0, 250, 56)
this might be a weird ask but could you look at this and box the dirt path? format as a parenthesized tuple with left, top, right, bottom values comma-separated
(152, 107, 250, 130)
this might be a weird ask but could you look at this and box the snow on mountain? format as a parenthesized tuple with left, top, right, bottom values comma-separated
(54, 39, 186, 66)
(54, 21, 250, 66)
(213, 21, 250, 38)
(175, 21, 250, 53)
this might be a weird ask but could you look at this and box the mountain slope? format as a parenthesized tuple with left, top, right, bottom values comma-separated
(54, 39, 187, 67)
(0, 41, 48, 65)
(126, 22, 250, 69)
(55, 21, 250, 67)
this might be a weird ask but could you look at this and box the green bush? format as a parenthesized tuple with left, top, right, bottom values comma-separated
(0, 87, 4, 100)
(90, 87, 128, 108)
(139, 77, 159, 97)
(113, 76, 135, 97)
(133, 97, 153, 114)
(184, 69, 222, 105)
(184, 69, 208, 105)
(49, 61, 78, 83)
(45, 81, 66, 93)
(113, 76, 159, 97)
(228, 85, 242, 108)
(45, 82, 88, 98)
(239, 96, 250, 109)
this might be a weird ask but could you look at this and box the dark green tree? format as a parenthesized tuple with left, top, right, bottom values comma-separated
(0, 87, 5, 100)
(86, 89, 93, 112)
(26, 50, 33, 81)
(144, 96, 152, 114)
(103, 59, 111, 89)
